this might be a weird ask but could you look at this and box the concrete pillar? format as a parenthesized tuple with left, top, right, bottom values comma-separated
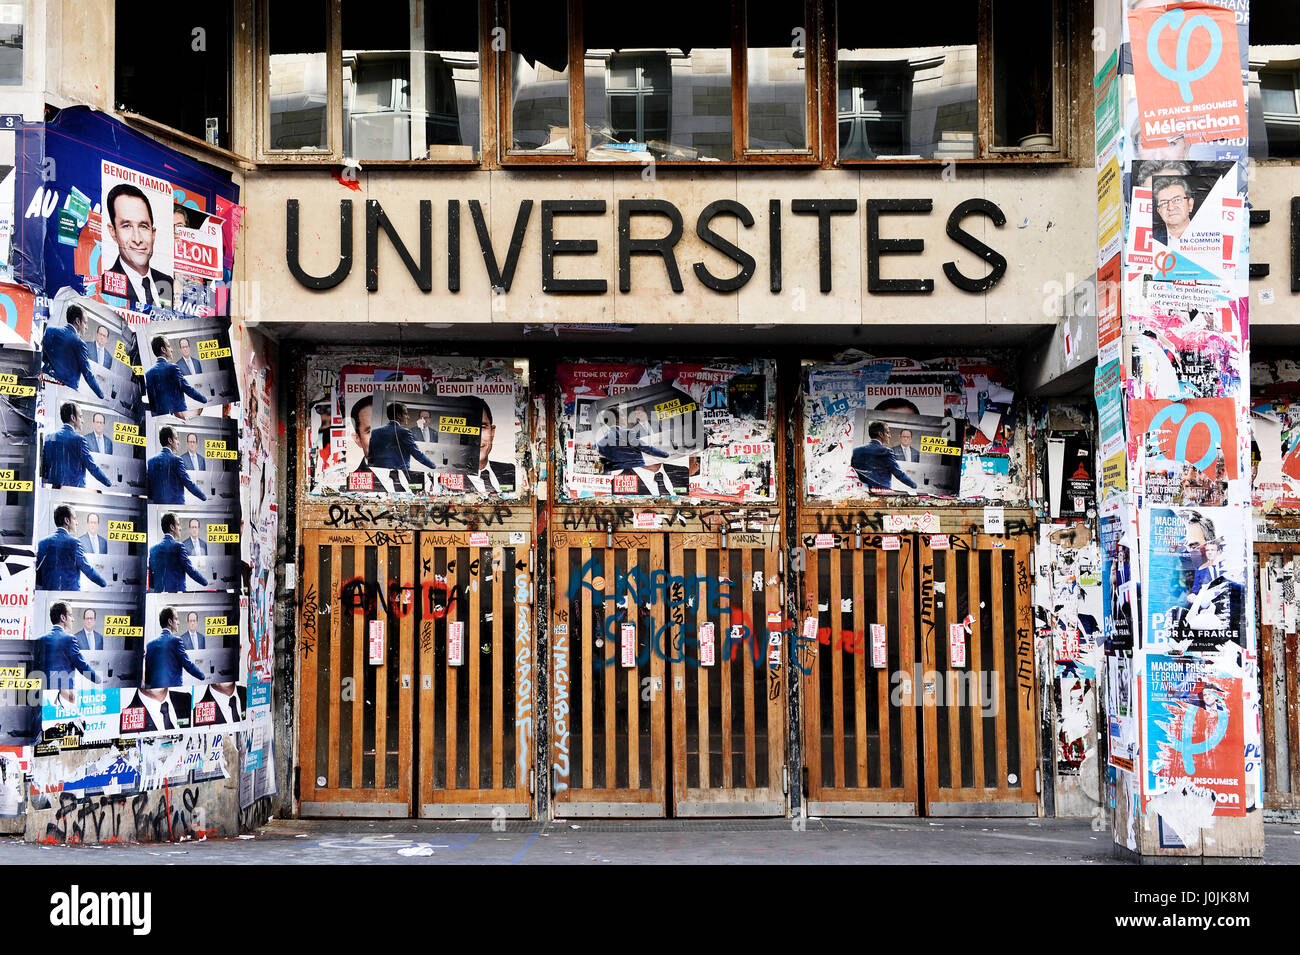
(1094, 0, 1264, 860)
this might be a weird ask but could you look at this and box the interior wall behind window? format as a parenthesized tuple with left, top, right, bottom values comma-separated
(268, 0, 329, 150)
(115, 1, 232, 147)
(341, 0, 480, 161)
(1249, 0, 1300, 159)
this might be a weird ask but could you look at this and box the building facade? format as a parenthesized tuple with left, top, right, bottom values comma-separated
(0, 1, 1296, 854)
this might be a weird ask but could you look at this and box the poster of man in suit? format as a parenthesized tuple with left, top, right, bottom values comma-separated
(144, 316, 239, 413)
(35, 490, 145, 593)
(145, 594, 238, 688)
(558, 360, 776, 501)
(98, 160, 173, 308)
(32, 592, 143, 689)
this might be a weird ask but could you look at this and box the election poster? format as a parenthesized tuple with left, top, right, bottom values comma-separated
(1129, 397, 1239, 506)
(1141, 504, 1247, 651)
(35, 488, 146, 594)
(39, 383, 146, 498)
(558, 360, 776, 501)
(804, 358, 966, 500)
(0, 638, 40, 745)
(1128, 3, 1247, 149)
(313, 359, 526, 498)
(0, 281, 35, 347)
(146, 413, 239, 506)
(147, 503, 241, 594)
(1099, 509, 1135, 652)
(40, 293, 142, 419)
(143, 592, 240, 691)
(144, 314, 239, 414)
(98, 159, 175, 309)
(1251, 389, 1300, 512)
(1141, 652, 1246, 816)
(172, 206, 224, 318)
(31, 590, 143, 690)
(0, 346, 37, 543)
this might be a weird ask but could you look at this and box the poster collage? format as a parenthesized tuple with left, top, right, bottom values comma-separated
(1095, 1, 1256, 822)
(0, 110, 275, 814)
(802, 355, 1021, 503)
(305, 357, 530, 499)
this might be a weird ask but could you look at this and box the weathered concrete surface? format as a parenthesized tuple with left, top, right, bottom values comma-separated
(0, 817, 1296, 865)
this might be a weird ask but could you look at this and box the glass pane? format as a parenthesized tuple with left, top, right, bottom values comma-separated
(510, 0, 571, 152)
(1250, 1, 1300, 160)
(992, 0, 1055, 150)
(342, 0, 480, 161)
(583, 2, 733, 161)
(116, 2, 231, 146)
(746, 0, 808, 151)
(0, 1, 21, 86)
(837, 0, 977, 160)
(269, 0, 329, 151)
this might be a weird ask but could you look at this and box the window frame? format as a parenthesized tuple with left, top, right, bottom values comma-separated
(497, 0, 821, 167)
(254, 0, 493, 166)
(831, 0, 1072, 166)
(115, 0, 253, 165)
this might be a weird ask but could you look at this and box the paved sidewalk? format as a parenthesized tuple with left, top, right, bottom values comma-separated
(2, 817, 1298, 864)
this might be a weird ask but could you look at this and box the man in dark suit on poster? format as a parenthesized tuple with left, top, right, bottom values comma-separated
(40, 305, 105, 399)
(145, 336, 204, 416)
(183, 517, 208, 557)
(102, 183, 172, 307)
(79, 511, 109, 556)
(144, 607, 206, 688)
(147, 425, 208, 505)
(36, 506, 108, 591)
(34, 602, 100, 690)
(467, 398, 516, 496)
(76, 608, 107, 653)
(41, 402, 112, 489)
(193, 682, 242, 726)
(148, 512, 210, 593)
(851, 421, 918, 493)
(175, 338, 202, 376)
(891, 428, 921, 463)
(368, 401, 441, 478)
(181, 431, 207, 472)
(119, 686, 191, 734)
(88, 412, 114, 455)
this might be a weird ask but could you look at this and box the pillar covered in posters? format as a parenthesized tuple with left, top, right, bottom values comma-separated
(1095, 0, 1263, 857)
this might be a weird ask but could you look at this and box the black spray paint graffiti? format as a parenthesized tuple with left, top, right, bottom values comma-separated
(560, 506, 775, 533)
(42, 786, 209, 844)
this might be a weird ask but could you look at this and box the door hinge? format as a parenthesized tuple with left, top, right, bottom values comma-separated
(529, 769, 535, 794)
(1035, 768, 1042, 795)
(783, 766, 789, 795)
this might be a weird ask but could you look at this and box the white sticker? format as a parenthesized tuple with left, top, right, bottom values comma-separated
(368, 620, 385, 664)
(553, 623, 568, 635)
(949, 622, 966, 668)
(814, 533, 834, 549)
(802, 616, 818, 643)
(931, 534, 950, 550)
(469, 531, 490, 547)
(882, 535, 901, 551)
(882, 514, 910, 532)
(982, 506, 1004, 535)
(915, 512, 940, 533)
(317, 776, 327, 787)
(840, 598, 853, 612)
(870, 623, 887, 668)
(699, 622, 715, 667)
(1259, 288, 1274, 305)
(634, 512, 660, 530)
(767, 630, 782, 666)
(509, 531, 526, 545)
(448, 621, 465, 666)
(422, 675, 432, 690)
(620, 623, 637, 668)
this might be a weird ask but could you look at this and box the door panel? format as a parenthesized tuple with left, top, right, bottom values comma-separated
(802, 535, 919, 815)
(299, 530, 415, 817)
(670, 534, 786, 816)
(1258, 543, 1300, 812)
(919, 535, 1038, 815)
(551, 532, 667, 816)
(417, 532, 533, 817)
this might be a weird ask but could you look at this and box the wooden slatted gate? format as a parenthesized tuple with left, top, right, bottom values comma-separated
(802, 534, 920, 815)
(919, 534, 1038, 815)
(670, 533, 785, 816)
(417, 532, 534, 818)
(801, 531, 1038, 816)
(550, 530, 786, 816)
(298, 529, 533, 818)
(299, 530, 416, 817)
(1257, 542, 1300, 812)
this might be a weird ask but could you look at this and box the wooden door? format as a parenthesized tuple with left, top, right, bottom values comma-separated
(1257, 542, 1300, 812)
(669, 533, 786, 816)
(551, 532, 667, 816)
(299, 529, 416, 817)
(417, 532, 534, 818)
(918, 534, 1038, 815)
(801, 534, 920, 815)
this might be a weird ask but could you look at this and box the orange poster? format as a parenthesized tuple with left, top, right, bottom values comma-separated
(1129, 3, 1245, 147)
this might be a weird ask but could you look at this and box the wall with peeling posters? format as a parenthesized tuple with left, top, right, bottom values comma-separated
(0, 108, 274, 841)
